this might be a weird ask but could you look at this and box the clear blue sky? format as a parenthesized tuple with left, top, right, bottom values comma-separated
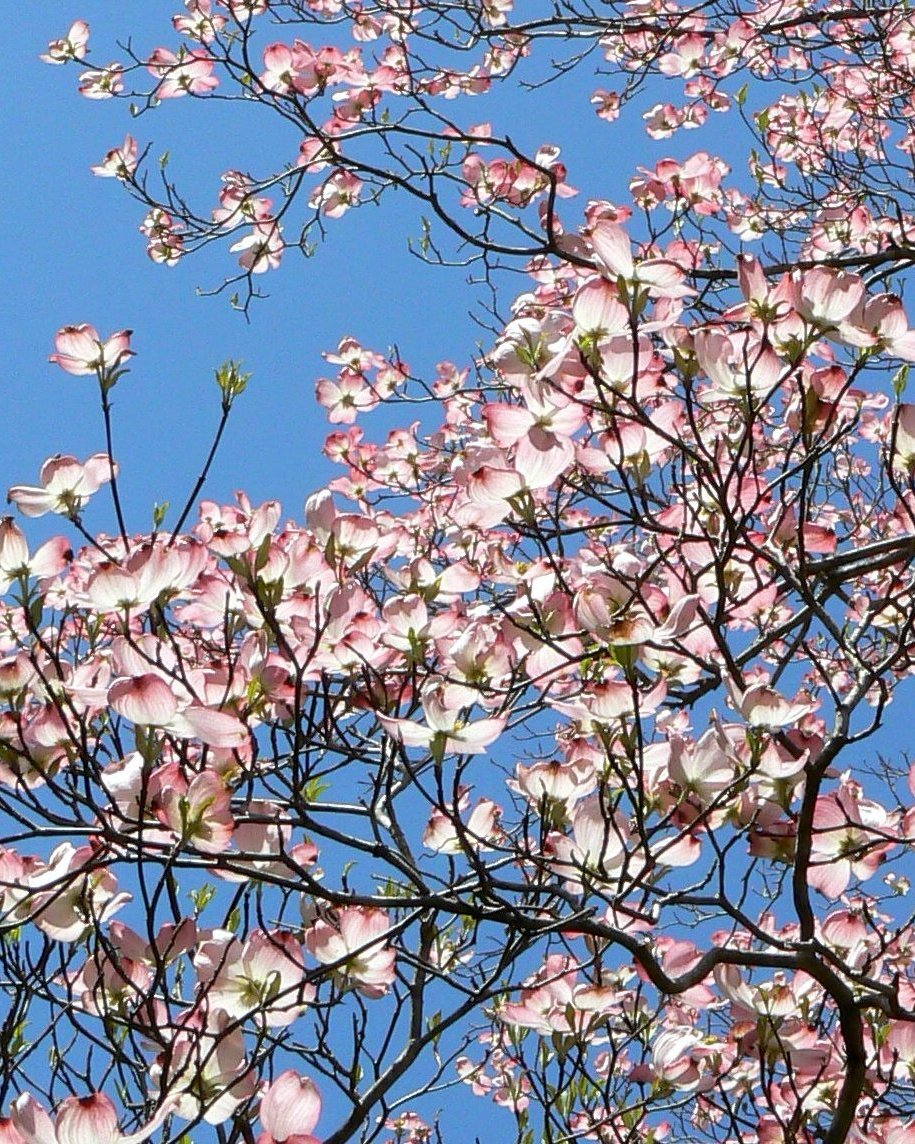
(6, 5, 490, 532)
(5, 4, 721, 537)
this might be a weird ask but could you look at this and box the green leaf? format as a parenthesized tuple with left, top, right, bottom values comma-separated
(190, 883, 216, 915)
(215, 359, 251, 403)
(28, 596, 44, 630)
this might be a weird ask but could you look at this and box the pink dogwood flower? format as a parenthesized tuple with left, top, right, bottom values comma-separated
(23, 842, 131, 942)
(316, 371, 382, 423)
(668, 721, 740, 810)
(91, 135, 138, 180)
(77, 64, 124, 99)
(793, 267, 865, 328)
(40, 21, 90, 64)
(483, 386, 584, 489)
(108, 674, 249, 751)
(194, 929, 312, 1026)
(48, 324, 133, 376)
(310, 170, 363, 218)
(305, 906, 396, 998)
(140, 208, 185, 265)
(378, 683, 507, 756)
(147, 47, 219, 98)
(727, 676, 817, 729)
(590, 220, 695, 299)
(499, 955, 620, 1038)
(571, 277, 630, 342)
(147, 761, 236, 853)
(549, 796, 631, 891)
(808, 776, 897, 896)
(230, 222, 284, 274)
(8, 453, 115, 518)
(257, 1071, 322, 1144)
(423, 793, 503, 853)
(648, 1026, 729, 1092)
(0, 519, 71, 593)
(152, 1010, 255, 1124)
(173, 0, 227, 43)
(10, 1092, 171, 1144)
(841, 292, 915, 358)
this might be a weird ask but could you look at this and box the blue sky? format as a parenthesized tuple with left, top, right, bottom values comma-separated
(7, 5, 487, 532)
(5, 4, 725, 539)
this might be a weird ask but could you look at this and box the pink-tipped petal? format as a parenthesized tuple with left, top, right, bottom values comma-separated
(109, 675, 180, 726)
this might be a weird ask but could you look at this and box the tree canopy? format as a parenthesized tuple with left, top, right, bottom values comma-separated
(6, 3, 915, 1142)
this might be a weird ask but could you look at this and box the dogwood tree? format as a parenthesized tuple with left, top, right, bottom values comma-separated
(8, 2, 915, 1141)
